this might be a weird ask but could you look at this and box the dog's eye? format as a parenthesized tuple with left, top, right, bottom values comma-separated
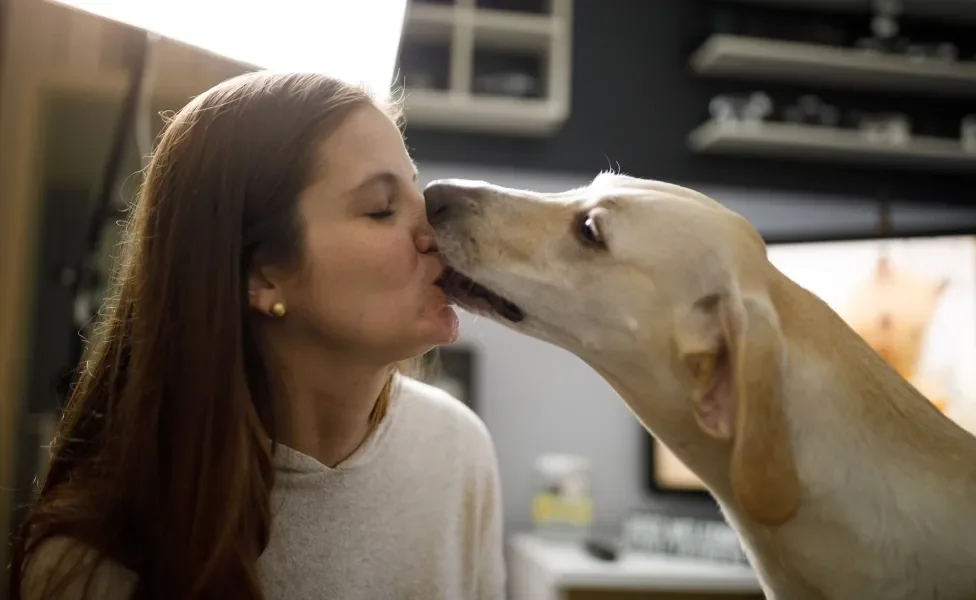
(577, 212, 605, 248)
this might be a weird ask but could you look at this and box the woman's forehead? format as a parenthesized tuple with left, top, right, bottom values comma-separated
(315, 107, 410, 182)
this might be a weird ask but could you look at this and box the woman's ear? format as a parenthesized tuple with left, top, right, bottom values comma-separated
(247, 266, 282, 315)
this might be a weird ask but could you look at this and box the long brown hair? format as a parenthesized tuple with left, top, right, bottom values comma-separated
(9, 72, 402, 600)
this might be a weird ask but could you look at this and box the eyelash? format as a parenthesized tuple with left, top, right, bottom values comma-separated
(368, 209, 395, 220)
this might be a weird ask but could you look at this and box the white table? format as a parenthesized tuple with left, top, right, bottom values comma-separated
(508, 533, 764, 600)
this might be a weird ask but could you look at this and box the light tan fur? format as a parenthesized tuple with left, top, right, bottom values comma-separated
(426, 173, 976, 600)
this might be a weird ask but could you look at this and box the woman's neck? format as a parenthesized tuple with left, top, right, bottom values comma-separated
(272, 343, 394, 468)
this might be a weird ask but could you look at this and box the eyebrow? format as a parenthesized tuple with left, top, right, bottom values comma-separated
(352, 165, 419, 193)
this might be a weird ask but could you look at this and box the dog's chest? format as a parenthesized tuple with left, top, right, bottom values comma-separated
(732, 483, 976, 600)
(739, 389, 976, 598)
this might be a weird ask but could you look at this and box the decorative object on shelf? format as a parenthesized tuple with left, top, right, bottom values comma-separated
(853, 0, 959, 64)
(709, 95, 741, 123)
(783, 94, 840, 127)
(858, 0, 960, 62)
(473, 72, 540, 98)
(854, 35, 910, 55)
(532, 453, 593, 543)
(962, 115, 976, 153)
(709, 91, 773, 125)
(742, 91, 773, 124)
(853, 111, 912, 145)
(870, 0, 902, 39)
(855, 0, 903, 54)
(855, 36, 959, 63)
(471, 49, 543, 98)
(905, 42, 959, 63)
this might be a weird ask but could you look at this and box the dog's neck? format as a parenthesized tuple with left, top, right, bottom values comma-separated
(589, 274, 976, 600)
(769, 273, 976, 483)
(753, 275, 976, 599)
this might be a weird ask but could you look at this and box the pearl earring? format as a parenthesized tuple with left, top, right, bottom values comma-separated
(270, 302, 287, 318)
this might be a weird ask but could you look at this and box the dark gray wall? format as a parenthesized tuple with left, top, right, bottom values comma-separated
(404, 0, 976, 206)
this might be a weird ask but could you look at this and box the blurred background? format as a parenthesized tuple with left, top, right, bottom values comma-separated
(3, 0, 976, 598)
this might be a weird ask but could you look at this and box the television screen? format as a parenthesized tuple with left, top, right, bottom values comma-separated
(651, 234, 976, 493)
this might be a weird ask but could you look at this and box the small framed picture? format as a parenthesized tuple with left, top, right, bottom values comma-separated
(420, 345, 477, 412)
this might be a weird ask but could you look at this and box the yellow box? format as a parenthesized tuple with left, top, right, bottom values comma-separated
(532, 492, 593, 527)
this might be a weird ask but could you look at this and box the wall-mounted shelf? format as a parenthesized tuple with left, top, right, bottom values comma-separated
(691, 35, 976, 97)
(404, 3, 558, 50)
(405, 3, 455, 42)
(711, 0, 976, 24)
(399, 0, 573, 137)
(688, 119, 976, 173)
(403, 88, 567, 135)
(472, 9, 560, 52)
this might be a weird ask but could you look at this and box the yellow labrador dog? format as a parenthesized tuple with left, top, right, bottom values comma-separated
(425, 173, 976, 600)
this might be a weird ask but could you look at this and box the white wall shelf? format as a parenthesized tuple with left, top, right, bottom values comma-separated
(404, 3, 455, 42)
(691, 35, 976, 97)
(688, 119, 976, 173)
(400, 0, 573, 137)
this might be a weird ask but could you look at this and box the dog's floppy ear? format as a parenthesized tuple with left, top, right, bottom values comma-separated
(674, 292, 800, 526)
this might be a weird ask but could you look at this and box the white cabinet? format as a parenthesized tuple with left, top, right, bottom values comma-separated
(400, 0, 573, 136)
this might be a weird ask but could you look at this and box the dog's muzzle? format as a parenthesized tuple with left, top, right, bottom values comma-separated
(424, 179, 483, 227)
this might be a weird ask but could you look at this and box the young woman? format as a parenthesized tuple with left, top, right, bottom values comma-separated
(10, 71, 505, 600)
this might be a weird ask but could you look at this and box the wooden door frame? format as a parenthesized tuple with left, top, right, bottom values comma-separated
(0, 0, 45, 583)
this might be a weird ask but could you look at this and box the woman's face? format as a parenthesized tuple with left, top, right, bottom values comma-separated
(254, 105, 459, 363)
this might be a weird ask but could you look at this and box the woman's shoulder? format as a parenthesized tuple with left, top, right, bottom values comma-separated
(21, 536, 138, 600)
(392, 375, 502, 491)
(396, 374, 489, 429)
(394, 374, 495, 452)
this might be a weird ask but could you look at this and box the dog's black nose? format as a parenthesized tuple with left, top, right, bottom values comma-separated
(424, 180, 463, 227)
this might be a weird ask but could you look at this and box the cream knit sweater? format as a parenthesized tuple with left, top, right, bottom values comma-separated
(22, 376, 507, 600)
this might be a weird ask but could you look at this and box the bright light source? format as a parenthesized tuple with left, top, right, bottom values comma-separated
(48, 0, 408, 97)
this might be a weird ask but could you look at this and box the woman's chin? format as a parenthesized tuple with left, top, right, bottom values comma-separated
(428, 304, 461, 345)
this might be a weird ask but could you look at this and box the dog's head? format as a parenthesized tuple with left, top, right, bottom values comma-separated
(427, 172, 800, 525)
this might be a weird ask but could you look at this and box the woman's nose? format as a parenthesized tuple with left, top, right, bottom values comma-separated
(416, 223, 439, 255)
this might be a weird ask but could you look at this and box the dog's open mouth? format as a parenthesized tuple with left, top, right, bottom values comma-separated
(435, 267, 525, 323)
